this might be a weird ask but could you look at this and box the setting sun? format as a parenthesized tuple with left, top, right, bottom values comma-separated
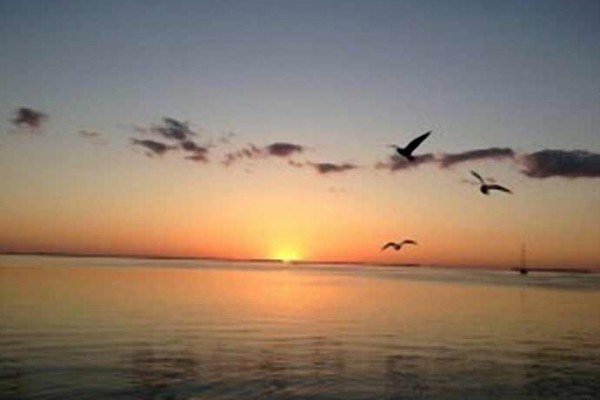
(273, 247, 301, 263)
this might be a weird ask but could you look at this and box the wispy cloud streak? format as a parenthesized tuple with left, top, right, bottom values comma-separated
(376, 147, 515, 172)
(131, 139, 175, 157)
(309, 162, 358, 175)
(375, 153, 435, 172)
(79, 130, 101, 139)
(439, 147, 515, 168)
(222, 142, 304, 166)
(222, 144, 263, 166)
(79, 130, 107, 145)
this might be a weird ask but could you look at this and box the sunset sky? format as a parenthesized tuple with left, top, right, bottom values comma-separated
(1, 0, 599, 268)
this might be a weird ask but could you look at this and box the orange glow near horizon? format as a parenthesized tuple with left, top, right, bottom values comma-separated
(1, 158, 599, 269)
(272, 246, 302, 263)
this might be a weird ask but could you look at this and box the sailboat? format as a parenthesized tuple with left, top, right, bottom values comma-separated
(518, 242, 528, 275)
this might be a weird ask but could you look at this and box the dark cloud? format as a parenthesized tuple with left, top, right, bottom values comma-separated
(222, 142, 303, 166)
(521, 150, 600, 178)
(181, 140, 206, 153)
(132, 118, 196, 142)
(186, 153, 209, 163)
(310, 162, 358, 175)
(375, 153, 436, 172)
(222, 143, 263, 166)
(439, 147, 515, 168)
(11, 107, 47, 131)
(129, 117, 214, 162)
(181, 140, 209, 163)
(266, 142, 304, 157)
(151, 118, 196, 142)
(131, 139, 174, 157)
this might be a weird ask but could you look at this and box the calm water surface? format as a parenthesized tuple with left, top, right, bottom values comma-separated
(1, 256, 599, 399)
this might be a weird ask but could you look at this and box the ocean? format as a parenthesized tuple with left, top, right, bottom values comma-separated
(1, 255, 599, 399)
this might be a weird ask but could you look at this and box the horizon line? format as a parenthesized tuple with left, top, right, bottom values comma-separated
(0, 250, 418, 267)
(0, 250, 596, 274)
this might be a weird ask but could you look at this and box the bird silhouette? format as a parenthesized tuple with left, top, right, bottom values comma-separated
(470, 171, 512, 195)
(390, 131, 431, 161)
(381, 239, 418, 252)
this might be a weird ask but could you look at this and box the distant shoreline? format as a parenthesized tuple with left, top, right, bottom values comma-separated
(0, 251, 279, 264)
(0, 251, 596, 274)
(0, 251, 419, 269)
(510, 267, 592, 275)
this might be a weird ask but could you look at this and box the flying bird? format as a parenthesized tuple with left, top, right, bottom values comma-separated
(390, 131, 431, 161)
(470, 171, 512, 195)
(381, 239, 418, 252)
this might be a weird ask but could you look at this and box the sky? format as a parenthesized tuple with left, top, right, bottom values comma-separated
(1, 0, 599, 268)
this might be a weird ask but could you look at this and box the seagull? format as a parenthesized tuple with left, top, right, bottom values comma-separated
(470, 171, 512, 195)
(390, 131, 431, 161)
(381, 239, 418, 252)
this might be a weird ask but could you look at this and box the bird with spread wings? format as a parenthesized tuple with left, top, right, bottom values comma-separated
(381, 239, 418, 252)
(470, 171, 512, 195)
(390, 131, 431, 161)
